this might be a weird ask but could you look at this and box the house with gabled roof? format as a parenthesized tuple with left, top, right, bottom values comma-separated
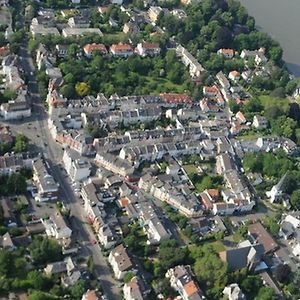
(110, 43, 134, 58)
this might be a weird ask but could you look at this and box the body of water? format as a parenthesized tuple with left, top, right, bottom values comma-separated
(239, 0, 300, 76)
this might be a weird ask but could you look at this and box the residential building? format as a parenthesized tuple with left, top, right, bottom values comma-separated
(83, 43, 107, 58)
(216, 71, 230, 90)
(248, 223, 279, 254)
(0, 153, 32, 176)
(95, 153, 134, 177)
(32, 159, 59, 202)
(62, 148, 91, 182)
(219, 242, 265, 271)
(82, 290, 102, 300)
(1, 198, 17, 227)
(110, 43, 134, 58)
(236, 111, 246, 124)
(148, 6, 163, 23)
(266, 172, 288, 203)
(55, 44, 69, 58)
(177, 45, 205, 78)
(110, 0, 123, 5)
(108, 244, 135, 280)
(123, 21, 140, 34)
(136, 42, 160, 57)
(166, 265, 205, 300)
(123, 276, 151, 300)
(30, 25, 60, 38)
(217, 48, 235, 59)
(252, 115, 268, 129)
(43, 210, 72, 241)
(68, 16, 90, 28)
(229, 70, 241, 81)
(1, 99, 31, 121)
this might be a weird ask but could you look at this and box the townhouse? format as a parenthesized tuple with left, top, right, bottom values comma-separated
(176, 45, 205, 79)
(95, 153, 135, 177)
(139, 175, 202, 217)
(0, 153, 32, 176)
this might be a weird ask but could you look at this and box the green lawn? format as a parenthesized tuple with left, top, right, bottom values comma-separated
(183, 164, 198, 177)
(145, 76, 187, 94)
(103, 32, 128, 43)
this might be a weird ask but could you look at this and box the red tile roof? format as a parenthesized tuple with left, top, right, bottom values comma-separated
(83, 43, 107, 54)
(110, 43, 132, 52)
(183, 281, 200, 297)
(141, 42, 160, 49)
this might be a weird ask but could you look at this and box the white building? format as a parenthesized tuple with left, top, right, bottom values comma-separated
(43, 210, 72, 241)
(62, 148, 91, 182)
(1, 100, 31, 121)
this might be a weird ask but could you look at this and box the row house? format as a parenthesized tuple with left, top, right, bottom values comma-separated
(0, 153, 32, 176)
(36, 43, 57, 70)
(95, 153, 134, 177)
(119, 140, 203, 164)
(62, 28, 103, 38)
(177, 45, 205, 79)
(216, 153, 236, 175)
(32, 159, 59, 202)
(139, 175, 202, 217)
(62, 148, 91, 182)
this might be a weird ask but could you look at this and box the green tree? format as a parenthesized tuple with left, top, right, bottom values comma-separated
(75, 82, 90, 97)
(291, 189, 300, 210)
(13, 134, 28, 153)
(28, 291, 56, 300)
(254, 287, 277, 300)
(7, 173, 27, 194)
(123, 272, 135, 283)
(29, 236, 62, 265)
(69, 280, 86, 299)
